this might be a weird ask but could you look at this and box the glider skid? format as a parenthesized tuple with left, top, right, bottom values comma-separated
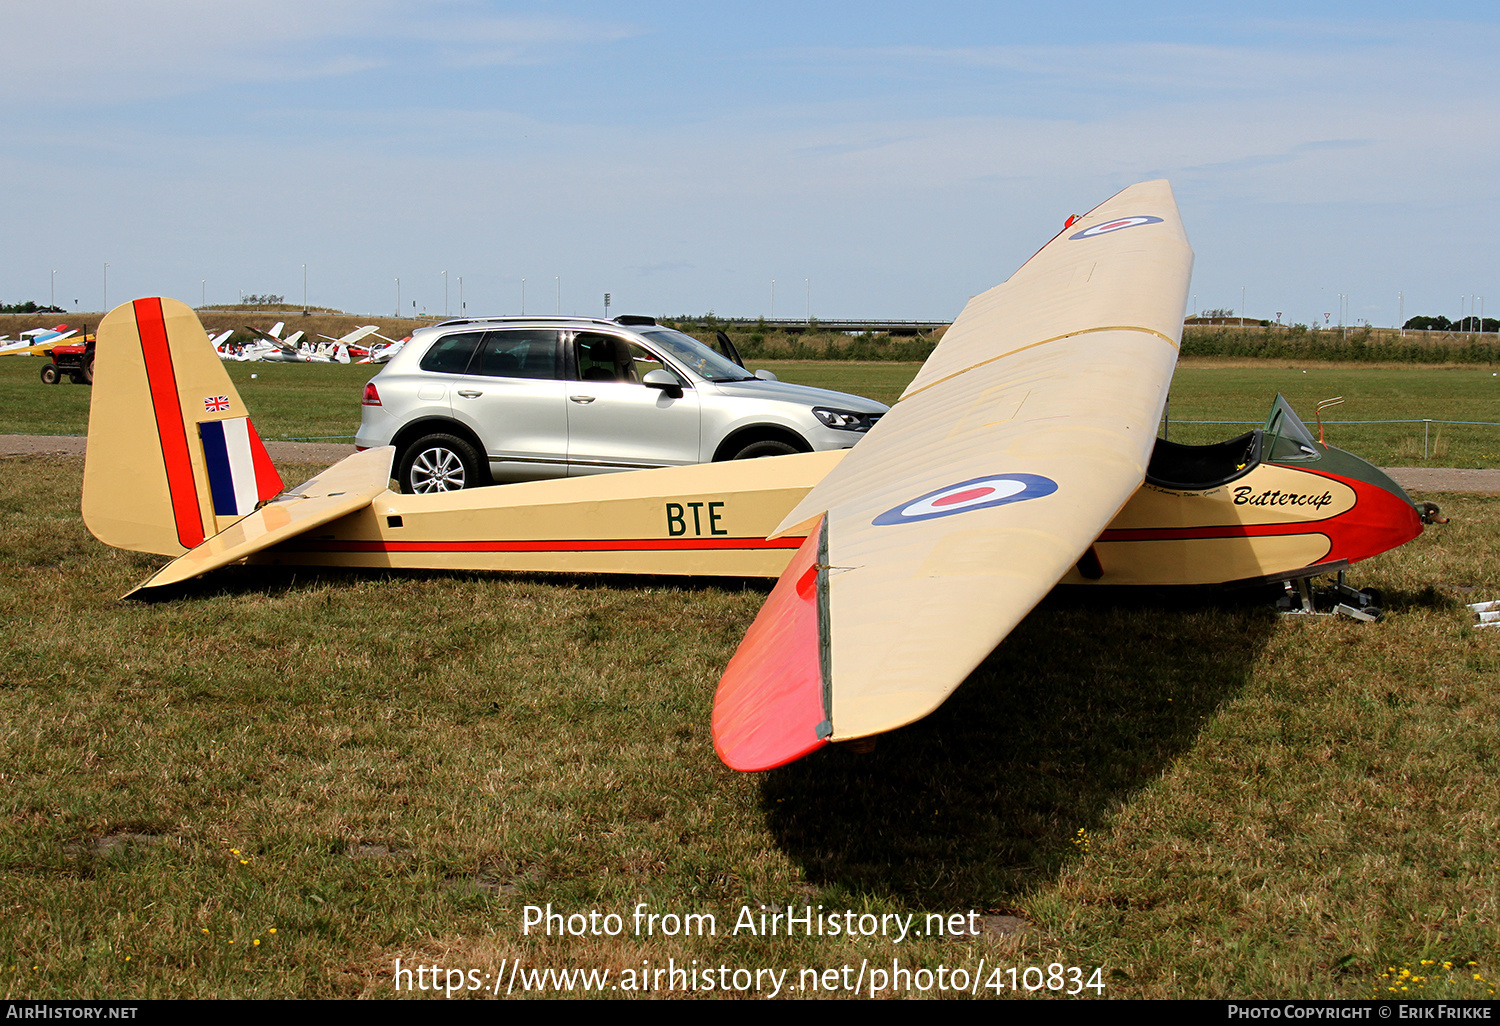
(1274, 568, 1383, 622)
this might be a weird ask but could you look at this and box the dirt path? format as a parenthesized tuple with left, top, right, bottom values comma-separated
(0, 434, 356, 466)
(4, 434, 1498, 494)
(1380, 467, 1500, 494)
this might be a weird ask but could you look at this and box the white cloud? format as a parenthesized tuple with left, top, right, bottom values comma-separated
(4, 0, 639, 103)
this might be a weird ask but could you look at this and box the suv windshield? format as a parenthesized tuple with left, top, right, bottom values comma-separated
(638, 328, 755, 382)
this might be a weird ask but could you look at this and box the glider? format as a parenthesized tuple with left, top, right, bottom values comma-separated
(709, 180, 1427, 771)
(76, 181, 1430, 772)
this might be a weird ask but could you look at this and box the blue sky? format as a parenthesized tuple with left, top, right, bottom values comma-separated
(3, 1, 1497, 327)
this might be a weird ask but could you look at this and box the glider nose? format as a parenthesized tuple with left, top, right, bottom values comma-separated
(1318, 452, 1425, 565)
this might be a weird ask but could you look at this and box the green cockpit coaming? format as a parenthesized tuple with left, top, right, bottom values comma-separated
(1145, 394, 1415, 507)
(1261, 393, 1416, 501)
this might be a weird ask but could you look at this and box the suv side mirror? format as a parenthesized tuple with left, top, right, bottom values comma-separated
(642, 368, 683, 398)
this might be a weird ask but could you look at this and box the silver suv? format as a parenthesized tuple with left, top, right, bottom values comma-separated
(355, 316, 888, 493)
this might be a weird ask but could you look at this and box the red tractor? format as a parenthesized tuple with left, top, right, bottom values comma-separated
(40, 339, 94, 385)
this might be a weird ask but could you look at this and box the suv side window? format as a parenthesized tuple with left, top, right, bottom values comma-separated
(472, 329, 560, 380)
(419, 332, 484, 374)
(628, 342, 686, 386)
(574, 332, 635, 383)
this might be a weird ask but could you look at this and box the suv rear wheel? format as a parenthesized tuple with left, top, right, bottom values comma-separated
(399, 434, 483, 493)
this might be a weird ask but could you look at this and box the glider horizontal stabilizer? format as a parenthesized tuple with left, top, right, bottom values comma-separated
(125, 447, 395, 598)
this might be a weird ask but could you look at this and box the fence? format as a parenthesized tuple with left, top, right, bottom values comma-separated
(1160, 418, 1500, 461)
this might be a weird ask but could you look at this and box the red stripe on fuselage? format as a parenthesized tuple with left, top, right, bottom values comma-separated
(274, 535, 807, 554)
(134, 298, 204, 549)
(1099, 523, 1322, 542)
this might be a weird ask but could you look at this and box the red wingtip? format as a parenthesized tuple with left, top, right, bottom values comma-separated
(711, 520, 830, 772)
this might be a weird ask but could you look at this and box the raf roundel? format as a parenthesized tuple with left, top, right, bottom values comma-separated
(1069, 215, 1164, 240)
(873, 474, 1058, 525)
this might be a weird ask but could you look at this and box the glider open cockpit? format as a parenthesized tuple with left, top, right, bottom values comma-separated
(1059, 394, 1426, 592)
(78, 181, 1435, 773)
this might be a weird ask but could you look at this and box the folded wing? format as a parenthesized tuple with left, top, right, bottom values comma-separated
(712, 180, 1194, 770)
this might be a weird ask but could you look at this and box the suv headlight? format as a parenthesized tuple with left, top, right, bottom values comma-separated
(813, 407, 880, 432)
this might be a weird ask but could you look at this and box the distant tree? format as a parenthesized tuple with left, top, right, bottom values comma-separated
(0, 300, 64, 314)
(1404, 315, 1453, 330)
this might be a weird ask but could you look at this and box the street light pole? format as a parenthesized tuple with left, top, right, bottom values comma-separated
(201, 279, 206, 308)
(770, 280, 775, 320)
(459, 276, 464, 315)
(805, 278, 810, 322)
(302, 263, 307, 313)
(51, 269, 56, 309)
(521, 278, 526, 315)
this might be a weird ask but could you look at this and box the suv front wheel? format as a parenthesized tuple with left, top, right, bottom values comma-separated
(399, 434, 483, 493)
(731, 439, 798, 459)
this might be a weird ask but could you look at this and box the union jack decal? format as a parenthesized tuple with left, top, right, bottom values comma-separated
(204, 395, 231, 413)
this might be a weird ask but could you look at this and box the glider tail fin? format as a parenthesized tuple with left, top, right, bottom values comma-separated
(82, 297, 284, 556)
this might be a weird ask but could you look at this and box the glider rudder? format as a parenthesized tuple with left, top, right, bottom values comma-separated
(82, 298, 283, 556)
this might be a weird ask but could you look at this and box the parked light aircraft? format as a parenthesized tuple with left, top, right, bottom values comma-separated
(224, 324, 309, 362)
(79, 181, 1432, 772)
(357, 333, 410, 364)
(1, 325, 77, 355)
(318, 325, 381, 359)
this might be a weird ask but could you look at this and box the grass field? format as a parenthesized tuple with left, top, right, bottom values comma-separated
(3, 355, 1500, 468)
(1, 452, 1497, 1000)
(1, 347, 1498, 1000)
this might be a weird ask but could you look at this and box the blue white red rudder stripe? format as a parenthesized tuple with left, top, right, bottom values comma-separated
(199, 417, 284, 515)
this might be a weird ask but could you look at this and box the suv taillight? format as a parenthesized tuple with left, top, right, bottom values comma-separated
(362, 382, 381, 406)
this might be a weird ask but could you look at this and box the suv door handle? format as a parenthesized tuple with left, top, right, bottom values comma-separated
(457, 389, 482, 398)
(569, 395, 596, 404)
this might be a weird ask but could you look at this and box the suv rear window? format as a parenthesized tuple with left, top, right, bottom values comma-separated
(418, 329, 562, 379)
(420, 332, 484, 374)
(473, 329, 560, 380)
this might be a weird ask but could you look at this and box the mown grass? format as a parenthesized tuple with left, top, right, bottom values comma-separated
(1, 454, 1497, 999)
(7, 355, 1500, 467)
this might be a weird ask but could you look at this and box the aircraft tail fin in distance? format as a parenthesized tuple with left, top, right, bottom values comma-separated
(82, 297, 284, 557)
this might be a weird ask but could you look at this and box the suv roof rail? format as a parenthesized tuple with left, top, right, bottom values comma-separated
(613, 315, 657, 326)
(427, 315, 627, 329)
